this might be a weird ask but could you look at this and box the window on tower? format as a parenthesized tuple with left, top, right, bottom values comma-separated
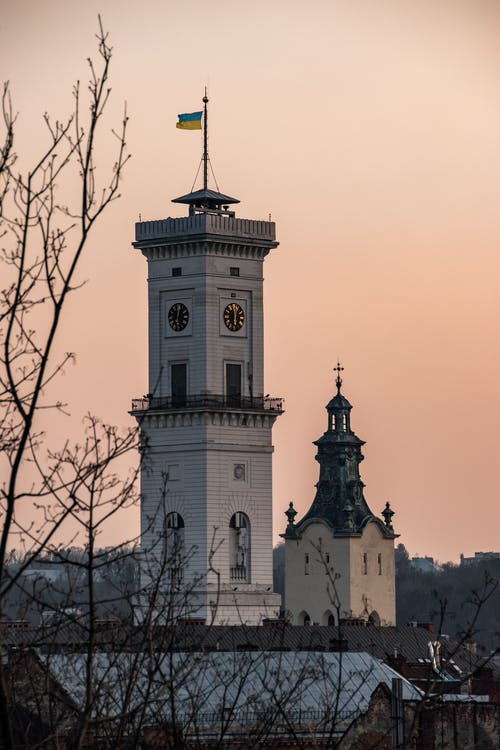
(304, 553, 310, 575)
(229, 512, 250, 582)
(226, 363, 242, 406)
(362, 552, 368, 575)
(378, 553, 382, 575)
(172, 267, 182, 277)
(171, 363, 187, 407)
(230, 266, 240, 277)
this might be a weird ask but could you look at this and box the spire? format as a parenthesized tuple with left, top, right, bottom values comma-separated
(326, 362, 352, 434)
(203, 88, 209, 192)
(173, 91, 239, 216)
(290, 367, 395, 537)
(333, 360, 344, 392)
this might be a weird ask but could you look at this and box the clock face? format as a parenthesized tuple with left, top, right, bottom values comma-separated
(224, 302, 245, 332)
(168, 302, 189, 332)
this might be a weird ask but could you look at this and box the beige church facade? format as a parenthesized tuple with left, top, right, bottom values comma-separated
(282, 370, 397, 626)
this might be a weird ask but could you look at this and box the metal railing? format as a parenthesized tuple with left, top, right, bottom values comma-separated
(131, 394, 284, 413)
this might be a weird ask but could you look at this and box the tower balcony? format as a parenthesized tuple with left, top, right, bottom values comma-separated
(134, 213, 276, 245)
(130, 394, 284, 415)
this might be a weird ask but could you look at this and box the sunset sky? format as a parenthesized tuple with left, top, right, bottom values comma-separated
(3, 0, 500, 563)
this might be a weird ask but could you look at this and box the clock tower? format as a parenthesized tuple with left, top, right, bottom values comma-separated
(131, 99, 282, 624)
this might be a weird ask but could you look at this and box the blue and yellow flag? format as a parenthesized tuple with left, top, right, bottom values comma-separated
(176, 111, 203, 130)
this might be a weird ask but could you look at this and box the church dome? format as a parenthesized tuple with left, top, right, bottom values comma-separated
(326, 392, 352, 411)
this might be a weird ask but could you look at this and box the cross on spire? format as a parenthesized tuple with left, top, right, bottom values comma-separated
(333, 361, 344, 392)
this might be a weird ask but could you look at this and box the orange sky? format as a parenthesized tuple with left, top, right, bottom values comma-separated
(3, 0, 500, 562)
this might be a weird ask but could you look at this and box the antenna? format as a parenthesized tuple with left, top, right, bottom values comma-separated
(203, 87, 209, 191)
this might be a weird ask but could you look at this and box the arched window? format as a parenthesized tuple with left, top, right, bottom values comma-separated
(298, 610, 310, 626)
(163, 512, 185, 586)
(322, 610, 335, 626)
(229, 512, 250, 582)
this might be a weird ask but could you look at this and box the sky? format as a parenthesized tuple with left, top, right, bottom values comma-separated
(2, 0, 500, 563)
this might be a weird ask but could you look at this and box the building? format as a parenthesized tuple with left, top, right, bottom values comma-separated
(409, 555, 438, 573)
(460, 551, 500, 567)
(3, 623, 498, 749)
(130, 97, 282, 624)
(282, 368, 397, 626)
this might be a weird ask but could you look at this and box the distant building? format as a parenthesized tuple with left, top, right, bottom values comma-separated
(282, 370, 397, 626)
(409, 556, 437, 573)
(460, 551, 500, 567)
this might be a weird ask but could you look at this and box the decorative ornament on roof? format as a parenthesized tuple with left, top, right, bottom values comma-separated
(382, 501, 395, 531)
(333, 360, 344, 392)
(284, 501, 297, 534)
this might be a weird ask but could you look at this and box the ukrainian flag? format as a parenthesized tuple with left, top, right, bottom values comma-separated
(176, 111, 203, 130)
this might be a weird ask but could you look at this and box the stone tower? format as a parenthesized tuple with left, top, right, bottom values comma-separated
(131, 126, 283, 623)
(282, 367, 397, 626)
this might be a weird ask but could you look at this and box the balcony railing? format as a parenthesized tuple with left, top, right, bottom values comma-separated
(131, 394, 284, 413)
(230, 565, 248, 582)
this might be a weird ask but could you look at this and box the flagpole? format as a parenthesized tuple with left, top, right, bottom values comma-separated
(203, 88, 208, 191)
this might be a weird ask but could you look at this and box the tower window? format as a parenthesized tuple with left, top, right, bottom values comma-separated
(363, 552, 368, 575)
(325, 552, 330, 572)
(230, 266, 240, 277)
(226, 363, 242, 406)
(171, 363, 187, 407)
(378, 553, 382, 575)
(304, 553, 310, 575)
(172, 267, 182, 277)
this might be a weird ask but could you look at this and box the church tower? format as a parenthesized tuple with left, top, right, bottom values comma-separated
(282, 366, 397, 626)
(131, 96, 282, 624)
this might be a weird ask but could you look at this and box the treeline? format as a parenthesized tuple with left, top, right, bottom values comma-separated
(5, 544, 499, 655)
(395, 544, 499, 654)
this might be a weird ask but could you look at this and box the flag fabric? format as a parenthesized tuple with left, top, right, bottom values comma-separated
(176, 111, 203, 130)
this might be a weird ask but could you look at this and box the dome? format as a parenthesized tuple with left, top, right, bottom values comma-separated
(326, 392, 352, 411)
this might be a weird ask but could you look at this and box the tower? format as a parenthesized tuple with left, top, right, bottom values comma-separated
(282, 366, 397, 626)
(131, 97, 282, 624)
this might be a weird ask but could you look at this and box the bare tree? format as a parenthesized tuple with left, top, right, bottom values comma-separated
(0, 18, 134, 749)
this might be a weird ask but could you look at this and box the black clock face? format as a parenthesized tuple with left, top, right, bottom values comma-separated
(224, 302, 245, 332)
(168, 302, 189, 332)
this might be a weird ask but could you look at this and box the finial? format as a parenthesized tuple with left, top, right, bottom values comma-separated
(333, 361, 344, 392)
(284, 501, 297, 535)
(203, 85, 209, 104)
(382, 501, 395, 531)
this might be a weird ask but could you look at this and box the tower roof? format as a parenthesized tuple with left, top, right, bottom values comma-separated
(326, 391, 352, 411)
(291, 365, 394, 537)
(172, 188, 240, 211)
